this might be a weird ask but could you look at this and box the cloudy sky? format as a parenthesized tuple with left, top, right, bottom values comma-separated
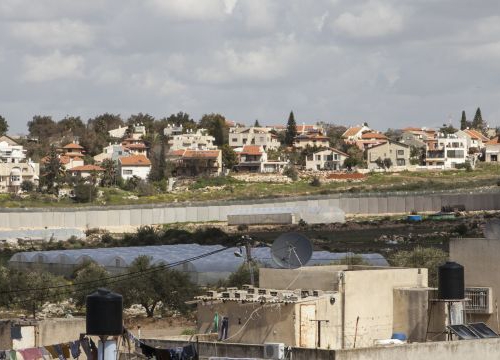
(1, 0, 500, 134)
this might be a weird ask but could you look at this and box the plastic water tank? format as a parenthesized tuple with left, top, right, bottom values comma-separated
(86, 288, 123, 336)
(438, 261, 464, 300)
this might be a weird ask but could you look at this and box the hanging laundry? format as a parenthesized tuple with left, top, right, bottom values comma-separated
(212, 313, 219, 333)
(0, 351, 6, 360)
(139, 343, 155, 359)
(154, 348, 172, 360)
(60, 344, 70, 360)
(79, 339, 90, 360)
(219, 317, 229, 341)
(44, 346, 58, 360)
(69, 341, 80, 360)
(180, 344, 197, 360)
(88, 339, 97, 360)
(39, 348, 52, 360)
(18, 348, 42, 360)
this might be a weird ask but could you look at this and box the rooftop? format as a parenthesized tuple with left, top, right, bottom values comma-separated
(119, 154, 151, 166)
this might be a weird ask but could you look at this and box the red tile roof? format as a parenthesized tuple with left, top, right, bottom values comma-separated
(486, 137, 500, 145)
(464, 129, 489, 141)
(169, 150, 186, 156)
(361, 132, 387, 140)
(119, 155, 151, 166)
(342, 126, 363, 137)
(63, 143, 84, 150)
(124, 143, 147, 149)
(241, 145, 263, 155)
(183, 150, 221, 159)
(70, 165, 104, 172)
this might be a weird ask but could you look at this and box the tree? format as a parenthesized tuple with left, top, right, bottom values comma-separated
(0, 116, 9, 136)
(100, 159, 118, 187)
(115, 256, 197, 317)
(390, 246, 448, 286)
(164, 112, 197, 132)
(343, 157, 358, 170)
(72, 262, 110, 307)
(22, 271, 67, 317)
(20, 180, 35, 192)
(40, 145, 64, 195)
(439, 124, 457, 135)
(73, 183, 97, 203)
(344, 145, 364, 168)
(375, 157, 385, 170)
(199, 113, 228, 146)
(472, 107, 484, 132)
(127, 113, 156, 135)
(27, 115, 57, 142)
(226, 262, 260, 288)
(383, 158, 393, 169)
(148, 136, 167, 182)
(254, 119, 261, 127)
(460, 111, 468, 130)
(57, 116, 86, 138)
(221, 144, 238, 170)
(384, 128, 402, 142)
(283, 165, 299, 181)
(284, 111, 297, 146)
(324, 124, 347, 149)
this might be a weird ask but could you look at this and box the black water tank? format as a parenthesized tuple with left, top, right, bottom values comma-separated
(438, 261, 464, 300)
(86, 288, 123, 336)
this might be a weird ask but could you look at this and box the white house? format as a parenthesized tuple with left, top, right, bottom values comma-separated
(425, 134, 469, 169)
(367, 141, 410, 170)
(305, 148, 349, 171)
(456, 129, 489, 152)
(109, 124, 146, 140)
(234, 145, 288, 173)
(0, 136, 39, 192)
(94, 144, 131, 163)
(168, 129, 217, 151)
(229, 127, 281, 150)
(485, 137, 500, 162)
(118, 155, 151, 180)
(68, 165, 104, 180)
(293, 133, 330, 149)
(342, 125, 371, 142)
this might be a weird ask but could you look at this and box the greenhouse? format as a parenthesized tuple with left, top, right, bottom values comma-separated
(9, 244, 388, 285)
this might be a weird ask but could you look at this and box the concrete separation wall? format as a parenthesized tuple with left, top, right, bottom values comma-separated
(0, 189, 499, 231)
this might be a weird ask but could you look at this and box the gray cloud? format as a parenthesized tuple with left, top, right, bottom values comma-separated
(1, 0, 500, 133)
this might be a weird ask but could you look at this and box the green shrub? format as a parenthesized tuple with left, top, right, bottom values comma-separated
(283, 165, 299, 181)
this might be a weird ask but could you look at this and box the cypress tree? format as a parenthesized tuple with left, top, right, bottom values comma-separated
(472, 107, 483, 131)
(460, 111, 467, 130)
(285, 111, 297, 147)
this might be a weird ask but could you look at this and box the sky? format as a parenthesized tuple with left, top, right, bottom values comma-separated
(1, 0, 500, 134)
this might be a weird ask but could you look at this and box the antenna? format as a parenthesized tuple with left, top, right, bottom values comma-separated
(484, 219, 500, 240)
(271, 232, 312, 269)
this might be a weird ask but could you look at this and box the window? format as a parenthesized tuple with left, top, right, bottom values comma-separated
(397, 159, 405, 166)
(232, 138, 237, 142)
(123, 169, 133, 175)
(397, 150, 404, 155)
(316, 155, 321, 160)
(334, 154, 339, 160)
(326, 155, 333, 161)
(447, 150, 464, 158)
(10, 175, 20, 182)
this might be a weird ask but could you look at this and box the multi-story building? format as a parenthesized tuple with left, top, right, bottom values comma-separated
(168, 129, 217, 151)
(234, 145, 288, 173)
(484, 137, 500, 162)
(0, 136, 39, 192)
(367, 141, 410, 170)
(121, 138, 148, 156)
(229, 127, 280, 150)
(108, 124, 146, 140)
(305, 148, 349, 171)
(425, 134, 469, 169)
(342, 125, 371, 142)
(293, 133, 329, 149)
(173, 149, 223, 177)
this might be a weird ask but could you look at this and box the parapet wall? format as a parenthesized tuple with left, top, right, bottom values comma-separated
(0, 189, 498, 231)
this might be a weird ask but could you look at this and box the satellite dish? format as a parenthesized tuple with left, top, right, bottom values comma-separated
(484, 219, 500, 239)
(271, 232, 312, 269)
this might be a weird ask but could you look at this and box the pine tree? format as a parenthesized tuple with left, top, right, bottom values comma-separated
(460, 111, 467, 130)
(285, 111, 297, 147)
(472, 107, 483, 131)
(41, 145, 64, 195)
(254, 119, 261, 127)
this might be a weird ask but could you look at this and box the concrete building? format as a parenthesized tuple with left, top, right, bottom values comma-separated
(229, 127, 280, 150)
(456, 129, 489, 152)
(450, 237, 500, 333)
(356, 132, 388, 150)
(367, 141, 410, 170)
(305, 148, 349, 171)
(425, 134, 469, 169)
(168, 129, 217, 151)
(108, 124, 146, 140)
(163, 124, 184, 137)
(196, 265, 428, 349)
(93, 144, 131, 163)
(293, 133, 330, 149)
(118, 154, 151, 180)
(0, 136, 39, 192)
(484, 137, 500, 162)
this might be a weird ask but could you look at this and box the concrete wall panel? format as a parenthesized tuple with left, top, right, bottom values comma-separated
(129, 209, 142, 226)
(405, 196, 415, 213)
(197, 206, 209, 222)
(141, 209, 153, 226)
(377, 197, 388, 214)
(368, 197, 378, 214)
(175, 207, 187, 223)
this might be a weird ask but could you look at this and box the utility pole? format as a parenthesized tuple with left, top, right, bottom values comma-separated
(241, 235, 255, 286)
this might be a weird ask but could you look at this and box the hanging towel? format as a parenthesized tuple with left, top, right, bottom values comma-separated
(213, 313, 219, 333)
(18, 348, 42, 360)
(44, 346, 58, 360)
(69, 341, 80, 360)
(8, 351, 16, 360)
(60, 344, 70, 360)
(79, 339, 90, 360)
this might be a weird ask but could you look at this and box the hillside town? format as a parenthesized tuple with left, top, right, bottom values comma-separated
(0, 108, 497, 199)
